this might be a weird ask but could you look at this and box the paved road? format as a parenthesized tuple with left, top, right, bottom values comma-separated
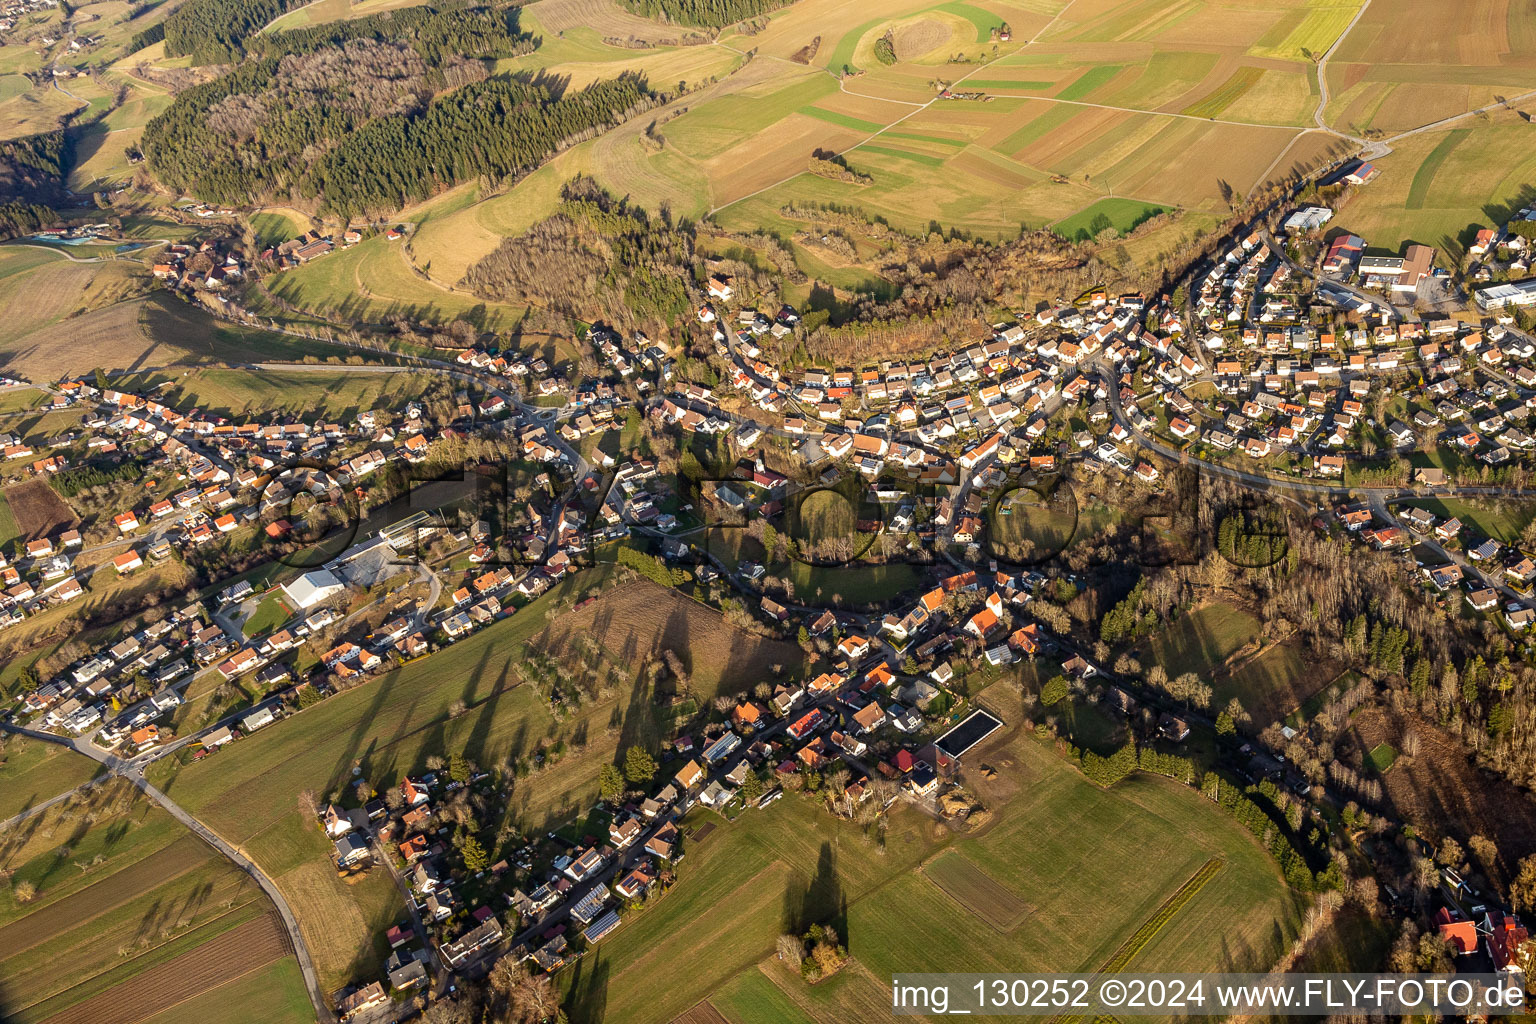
(1259, 227, 1402, 320)
(1311, 0, 1376, 148)
(2, 237, 173, 264)
(0, 721, 336, 1023)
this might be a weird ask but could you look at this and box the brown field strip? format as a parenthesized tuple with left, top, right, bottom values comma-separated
(922, 851, 1032, 932)
(35, 912, 292, 1024)
(3, 478, 77, 539)
(0, 835, 209, 953)
(672, 1002, 732, 1024)
(534, 579, 804, 697)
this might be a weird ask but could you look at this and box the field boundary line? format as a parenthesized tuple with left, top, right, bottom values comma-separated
(1045, 857, 1224, 1024)
(32, 914, 291, 1024)
(1243, 127, 1315, 201)
(0, 833, 212, 956)
(708, 0, 1089, 215)
(7, 897, 267, 1020)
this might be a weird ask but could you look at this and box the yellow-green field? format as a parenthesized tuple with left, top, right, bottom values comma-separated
(400, 0, 1373, 304)
(0, 80, 84, 141)
(265, 190, 533, 331)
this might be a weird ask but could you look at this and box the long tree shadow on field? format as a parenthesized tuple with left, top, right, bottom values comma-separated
(782, 841, 848, 947)
(564, 948, 610, 1024)
(320, 652, 404, 799)
(0, 967, 20, 1023)
(133, 896, 165, 944)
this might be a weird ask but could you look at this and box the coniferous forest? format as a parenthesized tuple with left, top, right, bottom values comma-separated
(163, 0, 306, 64)
(617, 0, 788, 26)
(142, 4, 653, 215)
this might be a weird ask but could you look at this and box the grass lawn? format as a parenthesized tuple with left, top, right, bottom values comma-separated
(112, 367, 442, 421)
(242, 591, 294, 637)
(991, 483, 1119, 561)
(1367, 742, 1398, 773)
(1053, 197, 1169, 242)
(0, 733, 104, 821)
(701, 527, 920, 607)
(249, 210, 307, 247)
(1053, 697, 1125, 755)
(0, 490, 19, 550)
(1217, 641, 1319, 727)
(1396, 497, 1536, 546)
(1284, 670, 1357, 730)
(267, 231, 527, 331)
(135, 956, 313, 1024)
(1137, 601, 1260, 680)
(710, 964, 816, 1024)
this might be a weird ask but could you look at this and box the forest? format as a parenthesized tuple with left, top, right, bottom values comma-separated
(0, 200, 57, 238)
(248, 4, 533, 62)
(617, 0, 788, 27)
(162, 0, 306, 64)
(310, 73, 651, 215)
(142, 6, 621, 212)
(0, 131, 70, 205)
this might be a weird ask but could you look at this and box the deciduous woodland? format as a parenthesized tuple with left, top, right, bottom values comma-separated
(142, 5, 657, 214)
(464, 178, 695, 333)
